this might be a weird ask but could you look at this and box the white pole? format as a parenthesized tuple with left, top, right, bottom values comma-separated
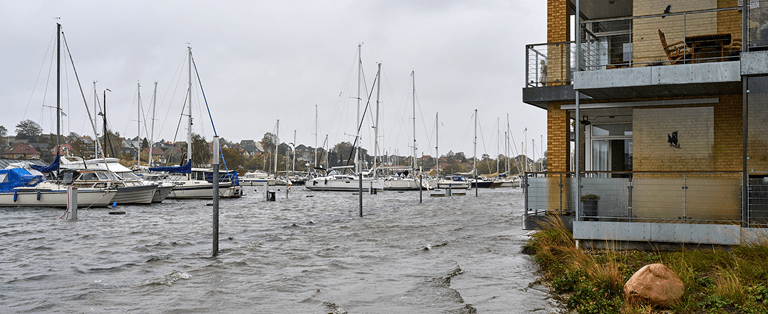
(136, 82, 141, 167)
(374, 63, 381, 179)
(187, 47, 193, 176)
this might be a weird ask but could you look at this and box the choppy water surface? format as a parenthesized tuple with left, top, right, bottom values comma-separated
(1, 187, 559, 313)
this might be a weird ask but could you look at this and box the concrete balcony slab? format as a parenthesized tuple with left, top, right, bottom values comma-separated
(573, 61, 741, 100)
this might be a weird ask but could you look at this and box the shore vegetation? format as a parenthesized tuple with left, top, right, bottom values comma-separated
(524, 217, 768, 313)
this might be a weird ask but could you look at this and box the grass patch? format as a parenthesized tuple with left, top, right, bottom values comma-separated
(525, 216, 768, 313)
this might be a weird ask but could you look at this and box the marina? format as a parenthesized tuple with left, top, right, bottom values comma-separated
(0, 188, 557, 313)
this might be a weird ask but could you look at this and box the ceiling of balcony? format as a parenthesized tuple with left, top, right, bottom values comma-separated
(575, 0, 632, 20)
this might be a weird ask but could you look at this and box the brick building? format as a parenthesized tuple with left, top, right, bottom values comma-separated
(523, 0, 768, 247)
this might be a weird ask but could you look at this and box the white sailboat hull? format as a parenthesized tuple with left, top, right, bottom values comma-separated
(383, 178, 431, 190)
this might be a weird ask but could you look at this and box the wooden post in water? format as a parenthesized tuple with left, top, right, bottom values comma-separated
(419, 172, 423, 203)
(212, 137, 220, 257)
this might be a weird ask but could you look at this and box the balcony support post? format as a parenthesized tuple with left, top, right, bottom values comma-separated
(574, 0, 582, 222)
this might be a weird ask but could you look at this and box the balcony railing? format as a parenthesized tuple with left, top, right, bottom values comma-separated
(581, 7, 743, 70)
(525, 41, 575, 88)
(523, 171, 767, 227)
(524, 7, 746, 87)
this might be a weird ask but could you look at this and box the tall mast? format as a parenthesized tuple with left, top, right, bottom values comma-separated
(292, 129, 296, 174)
(187, 47, 193, 168)
(374, 63, 381, 179)
(136, 82, 141, 167)
(103, 89, 109, 157)
(496, 117, 500, 174)
(435, 112, 439, 178)
(474, 109, 477, 179)
(274, 120, 279, 176)
(506, 114, 510, 173)
(93, 81, 99, 158)
(412, 71, 416, 171)
(55, 23, 61, 179)
(150, 81, 157, 166)
(355, 43, 362, 174)
(314, 104, 318, 167)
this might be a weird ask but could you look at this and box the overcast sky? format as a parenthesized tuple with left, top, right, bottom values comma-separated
(2, 0, 547, 160)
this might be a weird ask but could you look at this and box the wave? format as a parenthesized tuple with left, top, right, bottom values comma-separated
(143, 271, 191, 287)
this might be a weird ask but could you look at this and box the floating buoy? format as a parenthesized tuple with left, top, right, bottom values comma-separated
(306, 195, 314, 198)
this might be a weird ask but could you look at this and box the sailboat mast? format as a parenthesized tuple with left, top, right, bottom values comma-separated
(292, 129, 296, 174)
(136, 82, 141, 167)
(355, 43, 362, 174)
(150, 81, 157, 166)
(103, 90, 109, 157)
(56, 23, 61, 179)
(435, 112, 439, 178)
(473, 109, 477, 179)
(314, 104, 318, 168)
(496, 117, 500, 174)
(412, 71, 416, 171)
(274, 120, 279, 176)
(187, 47, 193, 168)
(374, 63, 381, 179)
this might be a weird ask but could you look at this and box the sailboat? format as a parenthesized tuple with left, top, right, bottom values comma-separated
(383, 70, 430, 191)
(149, 47, 242, 199)
(306, 45, 383, 192)
(0, 23, 117, 208)
(469, 109, 493, 189)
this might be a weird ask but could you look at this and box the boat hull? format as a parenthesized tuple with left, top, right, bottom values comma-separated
(112, 185, 158, 205)
(305, 178, 384, 192)
(151, 184, 174, 203)
(383, 178, 430, 191)
(0, 188, 117, 208)
(167, 181, 243, 199)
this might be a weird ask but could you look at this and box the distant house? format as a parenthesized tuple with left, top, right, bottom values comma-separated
(3, 143, 41, 159)
(50, 144, 72, 155)
(144, 147, 166, 165)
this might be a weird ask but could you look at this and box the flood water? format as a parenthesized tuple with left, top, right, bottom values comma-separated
(1, 187, 560, 313)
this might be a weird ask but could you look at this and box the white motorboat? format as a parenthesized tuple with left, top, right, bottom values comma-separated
(241, 170, 270, 186)
(59, 157, 158, 205)
(0, 168, 117, 208)
(165, 168, 243, 199)
(305, 167, 383, 192)
(436, 175, 471, 190)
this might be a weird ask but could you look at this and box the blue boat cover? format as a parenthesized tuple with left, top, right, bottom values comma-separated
(149, 160, 192, 173)
(30, 155, 60, 173)
(0, 168, 44, 193)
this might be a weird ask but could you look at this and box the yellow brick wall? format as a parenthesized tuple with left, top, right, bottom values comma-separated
(633, 106, 716, 172)
(632, 0, 718, 64)
(718, 0, 743, 41)
(547, 102, 571, 172)
(547, 0, 570, 85)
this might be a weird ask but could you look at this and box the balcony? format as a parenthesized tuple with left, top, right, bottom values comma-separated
(523, 6, 753, 105)
(523, 171, 768, 246)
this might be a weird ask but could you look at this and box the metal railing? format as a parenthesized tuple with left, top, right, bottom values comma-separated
(525, 41, 575, 87)
(580, 7, 743, 70)
(525, 7, 746, 84)
(523, 171, 763, 226)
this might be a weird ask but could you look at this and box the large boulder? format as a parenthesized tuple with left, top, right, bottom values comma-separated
(623, 263, 684, 307)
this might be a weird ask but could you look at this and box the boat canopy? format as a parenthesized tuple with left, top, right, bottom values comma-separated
(0, 168, 44, 193)
(149, 160, 192, 174)
(30, 155, 60, 173)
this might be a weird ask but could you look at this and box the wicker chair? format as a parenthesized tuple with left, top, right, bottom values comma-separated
(658, 29, 692, 65)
